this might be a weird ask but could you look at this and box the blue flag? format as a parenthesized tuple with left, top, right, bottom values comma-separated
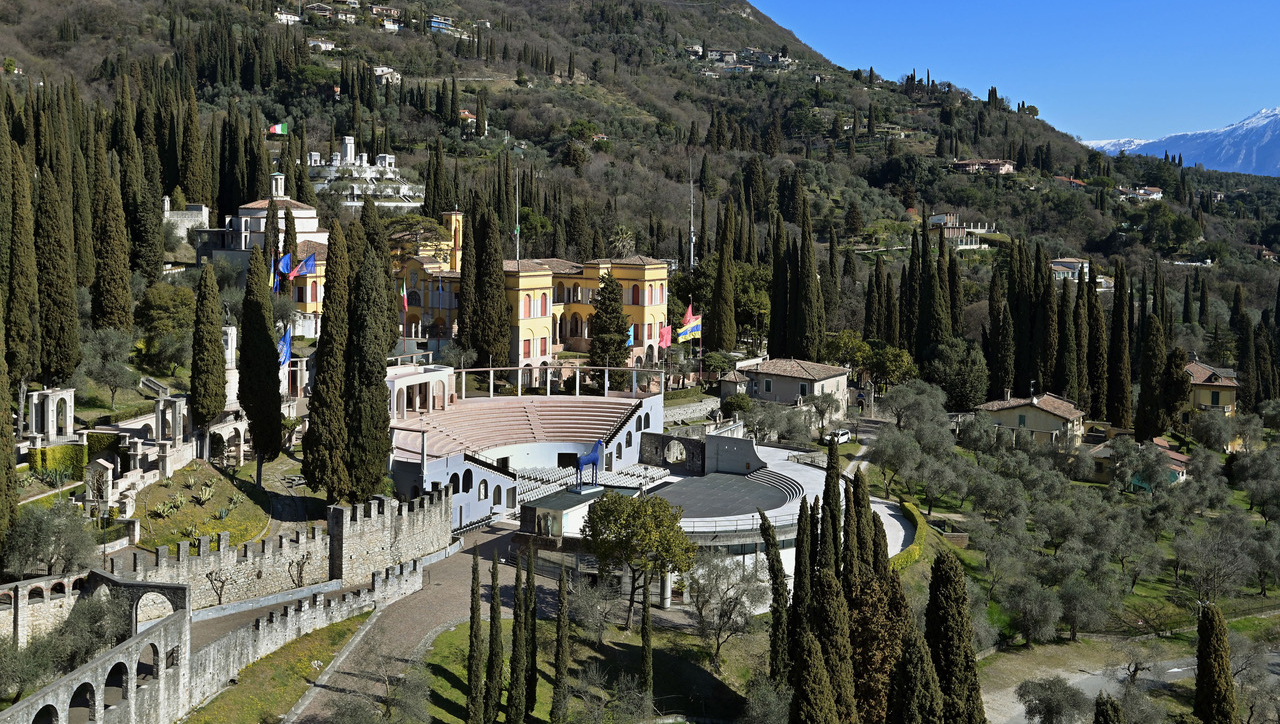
(625, 325, 635, 348)
(297, 253, 316, 275)
(277, 253, 293, 275)
(277, 327, 292, 368)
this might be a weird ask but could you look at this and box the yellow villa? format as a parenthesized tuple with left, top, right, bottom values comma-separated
(397, 212, 670, 369)
(1181, 359, 1238, 424)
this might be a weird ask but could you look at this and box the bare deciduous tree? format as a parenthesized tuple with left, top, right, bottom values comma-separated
(685, 550, 768, 671)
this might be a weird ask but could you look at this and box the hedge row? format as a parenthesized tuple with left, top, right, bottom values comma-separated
(31, 444, 88, 480)
(889, 501, 928, 571)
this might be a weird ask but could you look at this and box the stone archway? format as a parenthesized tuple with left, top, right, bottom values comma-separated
(68, 682, 95, 723)
(32, 703, 58, 724)
(134, 592, 175, 631)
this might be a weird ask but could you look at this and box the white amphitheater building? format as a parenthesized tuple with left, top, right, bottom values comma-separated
(385, 361, 912, 588)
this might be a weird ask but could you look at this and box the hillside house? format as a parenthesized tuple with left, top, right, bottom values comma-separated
(274, 9, 302, 24)
(1182, 360, 1237, 422)
(374, 66, 402, 85)
(975, 392, 1085, 446)
(304, 3, 333, 17)
(953, 159, 1015, 175)
(742, 359, 848, 417)
(1050, 257, 1089, 281)
(307, 37, 337, 51)
(336, 11, 356, 23)
(370, 4, 400, 17)
(927, 212, 996, 250)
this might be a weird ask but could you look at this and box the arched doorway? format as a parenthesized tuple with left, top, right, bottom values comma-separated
(32, 704, 58, 724)
(433, 381, 446, 411)
(104, 661, 128, 709)
(396, 388, 406, 419)
(135, 592, 175, 630)
(462, 470, 473, 494)
(137, 643, 159, 687)
(68, 682, 95, 722)
(664, 440, 687, 464)
(645, 345, 655, 365)
(55, 399, 67, 438)
(493, 485, 502, 506)
(449, 473, 460, 495)
(570, 313, 582, 338)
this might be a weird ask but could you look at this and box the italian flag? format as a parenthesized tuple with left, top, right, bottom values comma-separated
(401, 279, 409, 312)
(267, 122, 288, 135)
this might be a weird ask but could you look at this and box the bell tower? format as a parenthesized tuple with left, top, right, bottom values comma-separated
(443, 211, 464, 272)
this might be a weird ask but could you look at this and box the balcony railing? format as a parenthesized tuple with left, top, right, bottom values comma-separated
(1198, 403, 1233, 412)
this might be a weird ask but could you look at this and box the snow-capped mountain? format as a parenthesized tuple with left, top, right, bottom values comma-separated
(1085, 108, 1280, 176)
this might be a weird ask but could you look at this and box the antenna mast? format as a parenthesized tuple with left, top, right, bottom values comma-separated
(514, 173, 521, 261)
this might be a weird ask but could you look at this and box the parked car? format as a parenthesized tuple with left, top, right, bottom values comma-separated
(823, 429, 851, 444)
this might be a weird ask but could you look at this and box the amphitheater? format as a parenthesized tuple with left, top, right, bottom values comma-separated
(385, 364, 912, 574)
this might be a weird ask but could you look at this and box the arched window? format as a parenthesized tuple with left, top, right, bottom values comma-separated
(556, 282, 565, 303)
(27, 587, 43, 603)
(643, 412, 651, 428)
(625, 431, 633, 448)
(450, 473, 460, 495)
(523, 294, 532, 318)
(407, 290, 421, 307)
(479, 480, 488, 500)
(311, 280, 319, 302)
(615, 443, 623, 459)
(636, 417, 642, 432)
(463, 470, 473, 494)
(540, 293, 548, 316)
(493, 485, 502, 505)
(659, 283, 664, 304)
(647, 284, 653, 305)
(631, 285, 641, 305)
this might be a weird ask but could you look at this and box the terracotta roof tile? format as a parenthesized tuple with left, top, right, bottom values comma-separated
(976, 393, 1085, 421)
(297, 239, 329, 263)
(746, 358, 848, 381)
(240, 197, 317, 211)
(1185, 361, 1237, 387)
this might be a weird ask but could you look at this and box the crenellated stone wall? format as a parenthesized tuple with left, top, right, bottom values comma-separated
(327, 491, 452, 584)
(109, 527, 331, 611)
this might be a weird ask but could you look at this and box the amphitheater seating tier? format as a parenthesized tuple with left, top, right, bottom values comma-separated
(392, 397, 641, 460)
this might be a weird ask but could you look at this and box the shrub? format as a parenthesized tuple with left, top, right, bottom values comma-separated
(721, 392, 751, 416)
(889, 501, 928, 571)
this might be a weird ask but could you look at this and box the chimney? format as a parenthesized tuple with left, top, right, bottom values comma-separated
(1003, 388, 1011, 401)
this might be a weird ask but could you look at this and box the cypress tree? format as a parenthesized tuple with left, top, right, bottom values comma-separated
(0, 317, 15, 544)
(1075, 277, 1090, 414)
(359, 197, 398, 348)
(484, 555, 505, 724)
(7, 146, 37, 427)
(1183, 276, 1194, 325)
(238, 246, 282, 486)
(994, 300, 1015, 399)
(820, 438, 842, 570)
(180, 86, 208, 205)
(759, 509, 790, 683)
(346, 247, 393, 501)
(788, 630, 839, 724)
(1055, 279, 1078, 401)
(864, 256, 883, 340)
(1032, 245, 1056, 393)
(787, 497, 812, 692)
(1093, 692, 1125, 724)
(769, 214, 790, 357)
(1088, 268, 1108, 420)
(507, 548, 528, 720)
(1107, 260, 1132, 428)
(904, 230, 921, 348)
(1199, 279, 1211, 329)
(1238, 321, 1258, 414)
(0, 111, 11, 313)
(815, 568, 860, 723)
(92, 141, 132, 331)
(549, 567, 571, 724)
(1193, 605, 1236, 724)
(916, 231, 936, 357)
(887, 618, 945, 724)
(707, 226, 737, 351)
(303, 222, 352, 502)
(949, 247, 962, 335)
(191, 264, 227, 450)
(925, 551, 987, 724)
(792, 199, 825, 360)
(466, 548, 486, 724)
(1135, 313, 1168, 440)
(936, 240, 952, 340)
(524, 549, 538, 722)
(1230, 284, 1246, 333)
(849, 570, 894, 722)
(264, 198, 280, 266)
(34, 166, 79, 384)
(283, 208, 298, 260)
(458, 214, 477, 349)
(71, 144, 94, 288)
(885, 271, 900, 348)
(473, 210, 511, 367)
(841, 480, 859, 595)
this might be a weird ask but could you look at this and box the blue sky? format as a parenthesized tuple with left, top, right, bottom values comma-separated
(750, 0, 1280, 141)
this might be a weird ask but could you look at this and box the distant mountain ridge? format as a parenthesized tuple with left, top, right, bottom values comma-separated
(1085, 108, 1280, 176)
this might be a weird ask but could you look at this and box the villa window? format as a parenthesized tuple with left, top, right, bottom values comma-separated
(1018, 414, 1027, 427)
(764, 379, 772, 393)
(1211, 391, 1220, 406)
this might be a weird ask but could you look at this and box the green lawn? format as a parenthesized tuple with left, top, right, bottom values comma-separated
(427, 617, 755, 723)
(184, 612, 370, 724)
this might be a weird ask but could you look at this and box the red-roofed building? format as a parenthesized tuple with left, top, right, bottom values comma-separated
(975, 391, 1085, 445)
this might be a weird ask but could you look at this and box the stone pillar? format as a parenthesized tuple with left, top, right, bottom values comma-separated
(154, 397, 168, 442)
(157, 441, 173, 478)
(129, 439, 144, 472)
(26, 390, 41, 436)
(604, 369, 610, 397)
(660, 571, 672, 609)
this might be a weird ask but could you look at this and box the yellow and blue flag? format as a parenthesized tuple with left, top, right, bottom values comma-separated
(677, 315, 702, 343)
